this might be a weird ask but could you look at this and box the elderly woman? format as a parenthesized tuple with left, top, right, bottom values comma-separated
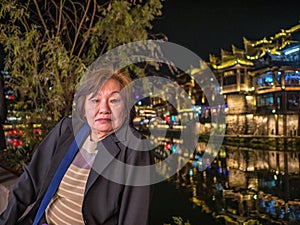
(0, 68, 154, 225)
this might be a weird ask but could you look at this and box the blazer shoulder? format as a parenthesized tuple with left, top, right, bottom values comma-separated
(57, 117, 73, 134)
(129, 125, 146, 139)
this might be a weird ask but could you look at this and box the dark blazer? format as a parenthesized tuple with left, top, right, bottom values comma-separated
(0, 117, 155, 225)
(0, 74, 7, 150)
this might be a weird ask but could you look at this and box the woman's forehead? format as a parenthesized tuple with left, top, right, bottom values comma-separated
(89, 79, 122, 97)
(100, 79, 122, 92)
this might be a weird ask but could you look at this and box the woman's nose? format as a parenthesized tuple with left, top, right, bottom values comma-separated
(98, 99, 111, 114)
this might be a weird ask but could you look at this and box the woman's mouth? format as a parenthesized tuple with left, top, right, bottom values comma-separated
(96, 118, 111, 123)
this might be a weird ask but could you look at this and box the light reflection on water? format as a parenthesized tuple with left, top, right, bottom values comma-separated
(153, 137, 300, 224)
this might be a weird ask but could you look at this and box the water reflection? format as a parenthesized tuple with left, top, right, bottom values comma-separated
(153, 137, 300, 224)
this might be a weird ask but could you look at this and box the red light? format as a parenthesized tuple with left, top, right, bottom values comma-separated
(13, 139, 18, 147)
(165, 143, 171, 150)
(11, 139, 23, 147)
(164, 116, 170, 123)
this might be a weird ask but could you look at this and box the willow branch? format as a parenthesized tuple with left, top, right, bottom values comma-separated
(77, 0, 96, 57)
(62, 0, 80, 31)
(70, 0, 91, 56)
(56, 0, 63, 36)
(33, 0, 50, 39)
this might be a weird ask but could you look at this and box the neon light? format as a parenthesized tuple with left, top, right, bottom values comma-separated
(284, 47, 300, 55)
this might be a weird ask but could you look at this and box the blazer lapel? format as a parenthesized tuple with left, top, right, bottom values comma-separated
(84, 125, 130, 194)
(84, 135, 122, 194)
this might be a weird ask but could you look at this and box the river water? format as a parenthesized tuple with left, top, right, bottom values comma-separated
(149, 137, 300, 225)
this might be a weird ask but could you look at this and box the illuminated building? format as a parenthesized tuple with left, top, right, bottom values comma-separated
(208, 23, 300, 136)
(135, 23, 300, 137)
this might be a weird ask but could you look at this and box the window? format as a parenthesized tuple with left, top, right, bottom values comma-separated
(223, 75, 236, 85)
(284, 71, 300, 86)
(256, 73, 273, 88)
(287, 92, 300, 111)
(257, 94, 274, 108)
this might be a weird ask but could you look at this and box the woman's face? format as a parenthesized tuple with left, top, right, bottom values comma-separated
(84, 78, 126, 141)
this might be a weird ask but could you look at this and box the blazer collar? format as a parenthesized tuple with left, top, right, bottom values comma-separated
(109, 123, 131, 143)
(84, 125, 131, 194)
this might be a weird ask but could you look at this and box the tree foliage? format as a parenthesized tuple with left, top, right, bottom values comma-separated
(0, 0, 165, 123)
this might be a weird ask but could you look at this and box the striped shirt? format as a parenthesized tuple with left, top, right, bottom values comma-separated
(45, 137, 98, 225)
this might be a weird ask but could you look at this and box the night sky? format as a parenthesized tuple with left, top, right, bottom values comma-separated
(153, 0, 300, 61)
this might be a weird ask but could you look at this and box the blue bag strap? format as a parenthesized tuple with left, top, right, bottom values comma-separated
(33, 123, 90, 225)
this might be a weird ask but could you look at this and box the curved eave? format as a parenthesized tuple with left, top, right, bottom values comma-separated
(211, 58, 254, 70)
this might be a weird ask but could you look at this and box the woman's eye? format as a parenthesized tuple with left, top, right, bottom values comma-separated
(110, 98, 121, 104)
(90, 98, 99, 104)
